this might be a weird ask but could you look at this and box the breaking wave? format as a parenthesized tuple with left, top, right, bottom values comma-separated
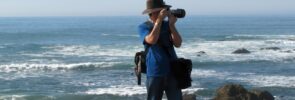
(0, 62, 123, 73)
(177, 37, 295, 62)
(81, 85, 203, 96)
(192, 69, 295, 88)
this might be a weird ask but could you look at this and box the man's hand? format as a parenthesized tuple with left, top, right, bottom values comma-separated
(168, 12, 177, 25)
(168, 12, 182, 48)
(157, 9, 168, 22)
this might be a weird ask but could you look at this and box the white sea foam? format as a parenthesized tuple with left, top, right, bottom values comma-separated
(17, 35, 295, 63)
(83, 85, 147, 96)
(0, 95, 27, 100)
(0, 62, 121, 73)
(191, 69, 231, 78)
(101, 33, 110, 36)
(182, 88, 205, 94)
(233, 75, 295, 87)
(27, 59, 61, 63)
(191, 69, 295, 88)
(227, 35, 295, 40)
(176, 38, 295, 62)
(34, 45, 142, 57)
(0, 95, 55, 100)
(82, 85, 203, 96)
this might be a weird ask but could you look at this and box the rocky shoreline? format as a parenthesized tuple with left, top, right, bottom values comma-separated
(195, 46, 294, 56)
(182, 83, 274, 100)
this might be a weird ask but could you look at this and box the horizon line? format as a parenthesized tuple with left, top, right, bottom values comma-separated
(1, 14, 295, 18)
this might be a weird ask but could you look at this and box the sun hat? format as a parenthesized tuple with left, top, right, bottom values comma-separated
(142, 0, 171, 14)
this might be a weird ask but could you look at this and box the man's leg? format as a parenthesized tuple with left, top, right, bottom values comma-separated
(146, 76, 165, 100)
(165, 76, 182, 100)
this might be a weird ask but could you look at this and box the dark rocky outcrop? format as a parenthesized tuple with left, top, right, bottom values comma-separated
(232, 48, 251, 54)
(260, 47, 281, 51)
(198, 51, 206, 54)
(213, 84, 274, 100)
(197, 51, 206, 57)
(183, 94, 197, 100)
(251, 90, 275, 100)
(281, 50, 293, 53)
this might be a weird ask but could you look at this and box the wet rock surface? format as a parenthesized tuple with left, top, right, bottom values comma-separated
(213, 84, 274, 100)
(183, 94, 197, 100)
(232, 48, 251, 54)
(260, 47, 281, 51)
(197, 51, 206, 56)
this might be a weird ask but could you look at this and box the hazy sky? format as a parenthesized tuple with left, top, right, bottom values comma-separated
(1, 0, 295, 16)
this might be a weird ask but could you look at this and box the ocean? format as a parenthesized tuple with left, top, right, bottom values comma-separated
(0, 16, 295, 100)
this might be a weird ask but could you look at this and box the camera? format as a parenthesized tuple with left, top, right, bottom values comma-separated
(168, 8, 186, 18)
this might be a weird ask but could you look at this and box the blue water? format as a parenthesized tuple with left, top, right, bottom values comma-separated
(0, 16, 295, 100)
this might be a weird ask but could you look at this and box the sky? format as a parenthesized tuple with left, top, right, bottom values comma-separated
(0, 0, 295, 17)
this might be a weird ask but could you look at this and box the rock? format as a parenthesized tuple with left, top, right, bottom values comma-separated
(214, 84, 248, 100)
(282, 50, 293, 53)
(197, 51, 206, 57)
(213, 84, 274, 100)
(246, 92, 260, 100)
(260, 47, 281, 51)
(251, 90, 275, 100)
(198, 51, 206, 54)
(232, 48, 251, 54)
(224, 84, 247, 95)
(183, 94, 197, 100)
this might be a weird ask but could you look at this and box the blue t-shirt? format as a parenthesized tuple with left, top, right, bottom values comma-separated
(138, 21, 177, 77)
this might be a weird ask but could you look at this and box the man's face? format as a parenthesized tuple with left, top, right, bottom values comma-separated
(150, 10, 160, 21)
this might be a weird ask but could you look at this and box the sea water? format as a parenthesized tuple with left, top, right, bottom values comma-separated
(0, 16, 295, 100)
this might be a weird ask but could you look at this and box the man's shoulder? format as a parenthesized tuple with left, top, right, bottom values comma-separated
(139, 21, 151, 28)
(139, 21, 154, 32)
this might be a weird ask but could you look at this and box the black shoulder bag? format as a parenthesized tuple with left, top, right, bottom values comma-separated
(170, 58, 192, 89)
(134, 21, 153, 85)
(162, 24, 193, 89)
(134, 46, 148, 85)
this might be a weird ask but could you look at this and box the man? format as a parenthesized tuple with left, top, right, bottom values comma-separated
(138, 0, 183, 100)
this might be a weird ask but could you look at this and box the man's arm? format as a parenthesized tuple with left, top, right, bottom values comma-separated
(145, 20, 162, 45)
(169, 15, 182, 48)
(145, 9, 168, 45)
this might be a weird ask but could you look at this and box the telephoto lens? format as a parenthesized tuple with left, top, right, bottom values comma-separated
(170, 9, 186, 18)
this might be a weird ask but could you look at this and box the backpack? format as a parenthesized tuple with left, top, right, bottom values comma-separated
(134, 51, 147, 85)
(134, 21, 153, 85)
(170, 58, 192, 89)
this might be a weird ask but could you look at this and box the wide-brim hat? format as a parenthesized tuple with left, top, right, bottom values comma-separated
(142, 0, 171, 15)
